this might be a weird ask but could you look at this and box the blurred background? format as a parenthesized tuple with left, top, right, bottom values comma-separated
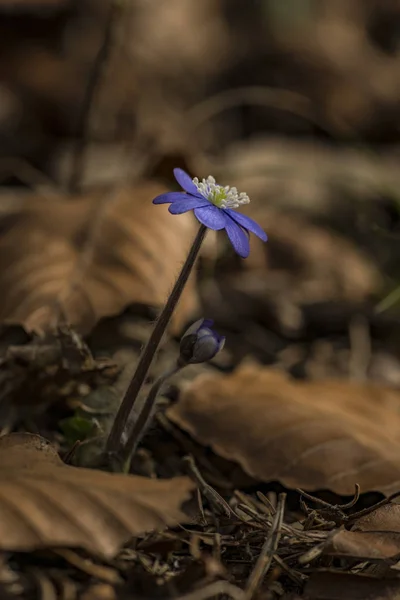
(1, 0, 399, 178)
(1, 0, 400, 385)
(1, 5, 400, 594)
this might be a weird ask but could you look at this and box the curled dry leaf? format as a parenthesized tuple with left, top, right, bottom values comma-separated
(0, 184, 197, 335)
(324, 528, 400, 562)
(167, 365, 400, 495)
(324, 503, 400, 562)
(355, 502, 400, 534)
(0, 433, 194, 558)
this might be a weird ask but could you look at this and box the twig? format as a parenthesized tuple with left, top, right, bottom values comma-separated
(235, 502, 303, 540)
(62, 440, 82, 465)
(273, 554, 306, 585)
(68, 0, 122, 193)
(298, 484, 360, 511)
(234, 490, 265, 514)
(347, 490, 400, 523)
(183, 455, 233, 518)
(298, 535, 334, 566)
(298, 485, 360, 524)
(157, 413, 233, 491)
(335, 484, 361, 509)
(235, 503, 273, 530)
(256, 491, 277, 515)
(244, 493, 286, 599)
(298, 486, 400, 527)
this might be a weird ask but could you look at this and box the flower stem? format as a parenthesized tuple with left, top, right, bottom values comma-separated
(119, 363, 183, 470)
(105, 223, 207, 459)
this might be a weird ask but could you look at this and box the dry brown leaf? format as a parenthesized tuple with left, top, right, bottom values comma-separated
(0, 184, 198, 334)
(324, 529, 400, 562)
(355, 503, 400, 534)
(167, 365, 400, 495)
(0, 433, 194, 557)
(305, 571, 400, 600)
(323, 503, 400, 562)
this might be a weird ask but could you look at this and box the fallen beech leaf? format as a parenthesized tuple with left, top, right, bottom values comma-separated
(324, 529, 400, 561)
(355, 503, 400, 534)
(305, 571, 400, 600)
(167, 365, 400, 495)
(0, 433, 194, 557)
(323, 503, 400, 562)
(0, 184, 197, 334)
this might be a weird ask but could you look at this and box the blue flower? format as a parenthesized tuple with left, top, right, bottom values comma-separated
(153, 168, 267, 258)
(179, 318, 225, 365)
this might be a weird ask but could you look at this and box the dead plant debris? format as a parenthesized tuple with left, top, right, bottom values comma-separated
(168, 365, 400, 495)
(0, 184, 198, 336)
(1, 2, 400, 598)
(0, 432, 194, 558)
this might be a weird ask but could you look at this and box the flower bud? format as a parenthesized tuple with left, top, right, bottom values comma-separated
(179, 318, 225, 365)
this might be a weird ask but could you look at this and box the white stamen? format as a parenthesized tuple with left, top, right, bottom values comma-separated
(193, 175, 250, 209)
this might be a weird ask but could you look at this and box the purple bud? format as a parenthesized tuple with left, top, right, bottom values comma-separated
(179, 318, 225, 365)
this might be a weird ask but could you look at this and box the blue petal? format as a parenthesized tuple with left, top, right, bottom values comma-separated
(169, 197, 209, 214)
(224, 219, 250, 258)
(153, 192, 191, 205)
(202, 319, 214, 329)
(173, 168, 200, 195)
(224, 209, 268, 241)
(194, 205, 227, 230)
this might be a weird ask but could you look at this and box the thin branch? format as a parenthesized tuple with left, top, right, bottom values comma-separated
(68, 0, 122, 194)
(183, 455, 233, 518)
(245, 493, 286, 599)
(347, 490, 400, 523)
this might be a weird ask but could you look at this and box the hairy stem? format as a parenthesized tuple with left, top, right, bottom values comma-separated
(105, 224, 207, 459)
(120, 363, 183, 470)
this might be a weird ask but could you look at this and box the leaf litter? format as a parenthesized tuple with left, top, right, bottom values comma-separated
(2, 2, 400, 599)
(0, 183, 198, 336)
(0, 244, 397, 591)
(168, 364, 400, 495)
(0, 432, 194, 558)
(0, 184, 398, 598)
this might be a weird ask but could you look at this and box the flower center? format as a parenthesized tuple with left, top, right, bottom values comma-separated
(193, 175, 250, 209)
